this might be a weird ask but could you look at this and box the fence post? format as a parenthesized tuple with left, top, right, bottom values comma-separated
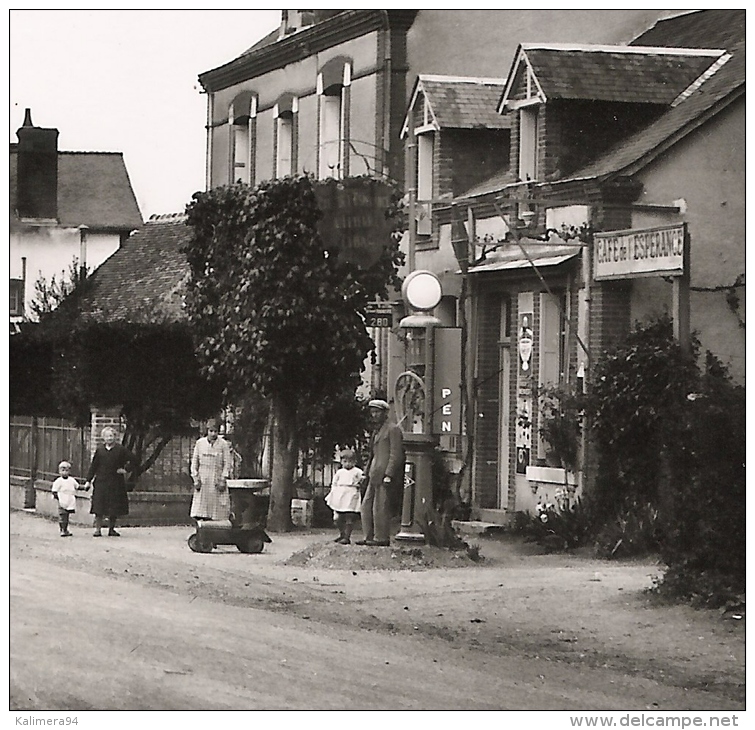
(26, 416, 38, 508)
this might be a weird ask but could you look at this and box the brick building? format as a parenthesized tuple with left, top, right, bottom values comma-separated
(414, 10, 745, 521)
(197, 9, 682, 399)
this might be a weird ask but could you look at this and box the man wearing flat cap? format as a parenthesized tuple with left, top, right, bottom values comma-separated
(357, 399, 405, 546)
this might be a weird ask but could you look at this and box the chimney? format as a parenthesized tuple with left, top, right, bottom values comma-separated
(16, 108, 59, 220)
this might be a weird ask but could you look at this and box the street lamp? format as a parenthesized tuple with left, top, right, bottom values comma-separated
(394, 270, 442, 542)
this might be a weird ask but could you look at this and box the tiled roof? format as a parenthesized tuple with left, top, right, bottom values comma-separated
(418, 76, 510, 129)
(455, 167, 514, 199)
(631, 9, 745, 51)
(568, 40, 744, 181)
(522, 46, 724, 104)
(9, 150, 143, 230)
(239, 27, 280, 57)
(80, 215, 190, 321)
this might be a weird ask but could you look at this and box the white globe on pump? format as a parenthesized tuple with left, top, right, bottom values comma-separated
(402, 270, 442, 312)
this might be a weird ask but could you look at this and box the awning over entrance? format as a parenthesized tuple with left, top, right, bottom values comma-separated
(466, 243, 581, 274)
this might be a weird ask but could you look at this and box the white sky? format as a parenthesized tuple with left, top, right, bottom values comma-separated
(9, 9, 281, 220)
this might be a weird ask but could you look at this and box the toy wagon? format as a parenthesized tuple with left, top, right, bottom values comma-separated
(188, 478, 272, 554)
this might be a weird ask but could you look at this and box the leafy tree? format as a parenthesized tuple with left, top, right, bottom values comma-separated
(183, 175, 403, 530)
(11, 300, 222, 485)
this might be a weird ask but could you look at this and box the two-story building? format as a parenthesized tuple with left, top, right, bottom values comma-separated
(412, 9, 744, 521)
(196, 7, 684, 435)
(9, 109, 143, 327)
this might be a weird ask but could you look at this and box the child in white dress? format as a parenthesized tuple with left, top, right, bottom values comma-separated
(51, 460, 85, 537)
(325, 449, 364, 545)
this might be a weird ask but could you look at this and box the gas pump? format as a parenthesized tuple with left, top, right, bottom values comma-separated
(394, 270, 443, 542)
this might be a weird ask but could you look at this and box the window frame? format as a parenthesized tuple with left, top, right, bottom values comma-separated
(10, 278, 24, 317)
(317, 58, 351, 180)
(229, 92, 257, 185)
(518, 103, 540, 182)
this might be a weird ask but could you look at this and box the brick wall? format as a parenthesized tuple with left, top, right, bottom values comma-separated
(444, 128, 510, 198)
(589, 280, 632, 359)
(89, 406, 123, 456)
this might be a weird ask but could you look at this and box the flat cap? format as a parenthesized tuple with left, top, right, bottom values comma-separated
(368, 399, 390, 410)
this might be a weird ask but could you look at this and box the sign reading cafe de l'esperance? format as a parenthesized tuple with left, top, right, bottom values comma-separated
(593, 224, 687, 281)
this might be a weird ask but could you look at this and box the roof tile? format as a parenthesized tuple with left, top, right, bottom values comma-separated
(420, 77, 509, 129)
(81, 217, 190, 321)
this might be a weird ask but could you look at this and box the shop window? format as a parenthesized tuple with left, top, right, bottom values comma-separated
(537, 292, 567, 460)
(518, 104, 539, 182)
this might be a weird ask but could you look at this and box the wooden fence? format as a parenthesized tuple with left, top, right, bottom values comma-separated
(10, 416, 339, 495)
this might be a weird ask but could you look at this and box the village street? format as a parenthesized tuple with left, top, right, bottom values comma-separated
(9, 509, 744, 712)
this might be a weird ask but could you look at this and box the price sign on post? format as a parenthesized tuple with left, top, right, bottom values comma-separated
(364, 303, 393, 328)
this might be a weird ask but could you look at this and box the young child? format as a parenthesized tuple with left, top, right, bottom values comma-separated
(51, 461, 83, 537)
(325, 449, 364, 545)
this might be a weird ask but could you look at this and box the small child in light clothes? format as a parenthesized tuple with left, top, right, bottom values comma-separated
(325, 449, 364, 545)
(51, 461, 84, 537)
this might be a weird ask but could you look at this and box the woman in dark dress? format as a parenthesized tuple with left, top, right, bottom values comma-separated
(84, 426, 136, 537)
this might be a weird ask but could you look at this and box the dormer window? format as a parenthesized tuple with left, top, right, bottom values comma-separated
(414, 94, 435, 236)
(518, 103, 539, 182)
(274, 94, 297, 178)
(317, 57, 351, 180)
(229, 91, 257, 185)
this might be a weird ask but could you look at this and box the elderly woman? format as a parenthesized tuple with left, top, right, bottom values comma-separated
(190, 419, 231, 523)
(85, 426, 136, 537)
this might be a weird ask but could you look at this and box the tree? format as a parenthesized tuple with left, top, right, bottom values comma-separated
(28, 256, 89, 322)
(183, 175, 403, 530)
(10, 302, 223, 486)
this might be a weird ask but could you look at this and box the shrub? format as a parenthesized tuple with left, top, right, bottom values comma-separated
(593, 498, 662, 558)
(587, 317, 745, 603)
(513, 498, 596, 553)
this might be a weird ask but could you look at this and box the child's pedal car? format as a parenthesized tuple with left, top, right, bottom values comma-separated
(188, 479, 272, 554)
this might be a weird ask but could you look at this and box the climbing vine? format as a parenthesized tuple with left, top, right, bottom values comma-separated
(182, 174, 404, 530)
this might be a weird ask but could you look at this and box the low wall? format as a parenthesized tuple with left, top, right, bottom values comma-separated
(29, 481, 194, 527)
(10, 476, 32, 510)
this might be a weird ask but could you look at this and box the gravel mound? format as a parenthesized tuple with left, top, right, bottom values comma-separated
(283, 540, 484, 570)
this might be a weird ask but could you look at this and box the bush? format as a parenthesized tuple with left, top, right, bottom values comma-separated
(652, 566, 745, 609)
(593, 499, 662, 558)
(587, 317, 745, 603)
(512, 498, 596, 553)
(658, 354, 746, 599)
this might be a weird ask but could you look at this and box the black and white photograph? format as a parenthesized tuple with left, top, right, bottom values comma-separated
(8, 8, 745, 720)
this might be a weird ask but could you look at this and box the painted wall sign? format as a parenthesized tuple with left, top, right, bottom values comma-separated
(518, 313, 534, 377)
(315, 178, 395, 268)
(432, 328, 462, 436)
(516, 446, 530, 475)
(593, 224, 686, 281)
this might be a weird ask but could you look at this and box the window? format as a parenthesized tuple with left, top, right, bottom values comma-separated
(538, 292, 566, 388)
(274, 94, 297, 178)
(10, 279, 23, 317)
(518, 104, 539, 182)
(416, 131, 434, 235)
(229, 92, 257, 185)
(537, 291, 567, 460)
(317, 58, 351, 180)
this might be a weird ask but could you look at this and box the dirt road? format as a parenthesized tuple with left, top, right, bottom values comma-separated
(9, 510, 745, 710)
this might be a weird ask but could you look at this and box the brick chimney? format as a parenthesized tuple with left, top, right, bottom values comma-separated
(16, 108, 59, 220)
